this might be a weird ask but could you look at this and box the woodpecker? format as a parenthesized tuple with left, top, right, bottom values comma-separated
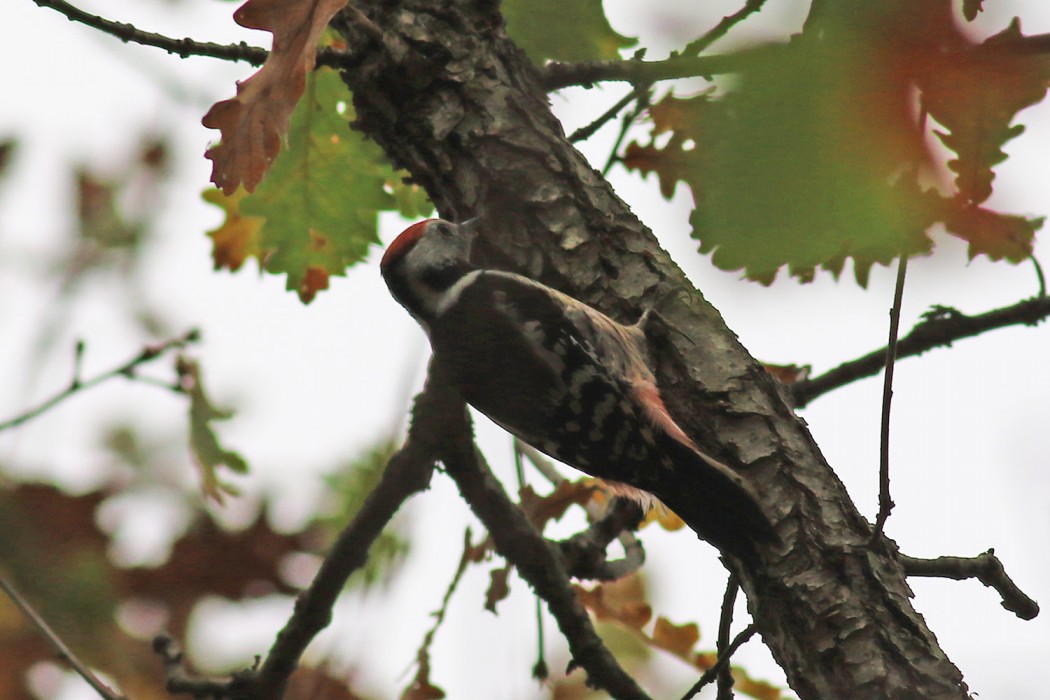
(381, 218, 773, 561)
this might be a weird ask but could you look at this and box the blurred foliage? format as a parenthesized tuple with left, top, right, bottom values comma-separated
(0, 466, 398, 698)
(316, 440, 410, 589)
(0, 118, 408, 696)
(624, 2, 1047, 284)
(502, 0, 636, 63)
(177, 356, 249, 503)
(204, 68, 433, 303)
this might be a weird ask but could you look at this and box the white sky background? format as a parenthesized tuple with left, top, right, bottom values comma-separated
(1, 0, 1048, 698)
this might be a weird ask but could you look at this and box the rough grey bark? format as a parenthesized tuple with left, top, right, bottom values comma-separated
(334, 2, 970, 698)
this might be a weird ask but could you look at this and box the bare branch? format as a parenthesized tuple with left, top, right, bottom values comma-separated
(902, 550, 1040, 621)
(792, 295, 1050, 407)
(542, 28, 1050, 91)
(715, 574, 740, 700)
(871, 257, 908, 541)
(0, 572, 126, 700)
(244, 381, 446, 699)
(683, 0, 770, 56)
(156, 376, 446, 699)
(0, 329, 199, 433)
(541, 51, 750, 91)
(680, 624, 758, 700)
(436, 382, 651, 699)
(30, 0, 352, 68)
(568, 87, 644, 144)
(403, 529, 486, 698)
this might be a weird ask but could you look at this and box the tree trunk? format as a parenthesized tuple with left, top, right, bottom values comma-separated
(334, 2, 969, 697)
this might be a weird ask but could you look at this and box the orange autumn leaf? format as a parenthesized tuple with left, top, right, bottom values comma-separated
(204, 188, 265, 271)
(651, 616, 700, 659)
(518, 480, 595, 529)
(761, 363, 811, 386)
(732, 669, 784, 700)
(202, 0, 348, 194)
(574, 578, 652, 630)
(485, 565, 512, 612)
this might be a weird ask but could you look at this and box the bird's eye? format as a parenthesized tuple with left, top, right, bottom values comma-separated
(434, 222, 454, 237)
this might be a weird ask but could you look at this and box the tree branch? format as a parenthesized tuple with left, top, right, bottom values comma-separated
(333, 1, 996, 695)
(792, 295, 1050, 407)
(0, 329, 199, 433)
(902, 550, 1040, 621)
(0, 572, 126, 700)
(680, 624, 757, 700)
(156, 377, 445, 699)
(715, 574, 740, 700)
(541, 51, 753, 91)
(403, 528, 485, 698)
(682, 0, 770, 56)
(29, 0, 352, 68)
(568, 87, 645, 144)
(435, 377, 651, 699)
(542, 28, 1050, 91)
(871, 257, 908, 541)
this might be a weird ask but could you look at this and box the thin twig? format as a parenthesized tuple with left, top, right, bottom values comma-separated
(871, 257, 908, 542)
(404, 529, 483, 697)
(602, 85, 652, 176)
(512, 441, 550, 681)
(542, 29, 1050, 90)
(680, 624, 757, 700)
(902, 550, 1040, 620)
(0, 572, 126, 700)
(791, 294, 1050, 407)
(683, 0, 770, 56)
(715, 574, 740, 700)
(0, 330, 199, 433)
(30, 0, 351, 68)
(1031, 255, 1046, 298)
(569, 87, 642, 143)
(541, 51, 750, 91)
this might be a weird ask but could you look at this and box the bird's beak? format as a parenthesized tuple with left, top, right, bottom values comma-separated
(459, 217, 481, 240)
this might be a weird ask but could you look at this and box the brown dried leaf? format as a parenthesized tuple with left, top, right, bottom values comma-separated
(485, 564, 512, 612)
(651, 616, 699, 659)
(733, 668, 783, 700)
(574, 579, 652, 630)
(518, 480, 595, 530)
(202, 0, 348, 194)
(761, 363, 811, 386)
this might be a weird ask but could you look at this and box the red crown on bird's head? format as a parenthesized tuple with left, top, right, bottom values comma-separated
(381, 219, 436, 269)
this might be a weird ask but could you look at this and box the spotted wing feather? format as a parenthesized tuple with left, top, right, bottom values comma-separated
(430, 270, 773, 559)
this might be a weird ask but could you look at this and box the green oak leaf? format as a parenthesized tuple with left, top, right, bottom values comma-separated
(502, 0, 635, 64)
(206, 67, 432, 303)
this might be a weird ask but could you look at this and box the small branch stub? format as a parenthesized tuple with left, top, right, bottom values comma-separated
(902, 550, 1039, 621)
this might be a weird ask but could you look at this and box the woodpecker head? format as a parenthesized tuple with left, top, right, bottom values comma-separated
(381, 218, 480, 328)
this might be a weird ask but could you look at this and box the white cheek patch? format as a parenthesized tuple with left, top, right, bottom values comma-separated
(434, 269, 483, 318)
